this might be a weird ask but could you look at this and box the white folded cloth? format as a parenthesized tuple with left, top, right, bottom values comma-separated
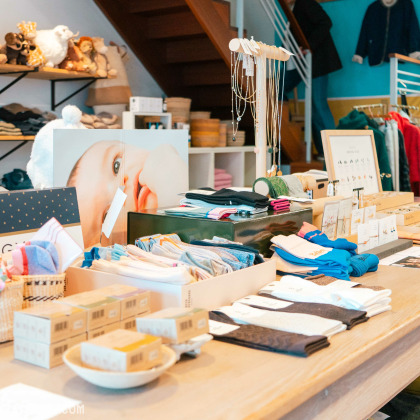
(261, 276, 392, 316)
(217, 302, 346, 338)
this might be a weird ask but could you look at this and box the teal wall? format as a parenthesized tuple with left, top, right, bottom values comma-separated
(288, 0, 420, 99)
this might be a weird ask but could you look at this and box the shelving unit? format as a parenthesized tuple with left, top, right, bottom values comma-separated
(188, 146, 256, 188)
(122, 111, 172, 130)
(0, 136, 35, 162)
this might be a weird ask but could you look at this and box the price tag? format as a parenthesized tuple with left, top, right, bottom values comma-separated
(235, 295, 292, 310)
(208, 320, 240, 336)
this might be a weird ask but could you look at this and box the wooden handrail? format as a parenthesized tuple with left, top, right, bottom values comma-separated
(276, 0, 311, 51)
(389, 53, 420, 66)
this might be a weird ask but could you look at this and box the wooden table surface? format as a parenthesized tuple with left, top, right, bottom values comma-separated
(0, 265, 419, 420)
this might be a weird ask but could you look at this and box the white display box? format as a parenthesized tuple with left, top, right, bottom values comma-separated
(66, 260, 276, 311)
(130, 96, 163, 113)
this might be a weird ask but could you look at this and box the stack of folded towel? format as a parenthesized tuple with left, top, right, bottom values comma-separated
(270, 198, 290, 212)
(214, 168, 233, 190)
(0, 121, 22, 136)
(81, 112, 122, 129)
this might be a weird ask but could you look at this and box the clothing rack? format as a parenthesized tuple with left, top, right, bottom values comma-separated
(390, 104, 420, 111)
(353, 104, 385, 110)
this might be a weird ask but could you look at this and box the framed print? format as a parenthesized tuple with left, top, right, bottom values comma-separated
(321, 130, 382, 198)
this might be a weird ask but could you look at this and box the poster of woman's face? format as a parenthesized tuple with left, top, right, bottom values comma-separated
(53, 130, 189, 247)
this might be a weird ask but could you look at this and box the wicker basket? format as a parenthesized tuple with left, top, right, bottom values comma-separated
(190, 118, 220, 147)
(165, 97, 192, 124)
(0, 278, 24, 342)
(13, 274, 66, 308)
(227, 129, 245, 147)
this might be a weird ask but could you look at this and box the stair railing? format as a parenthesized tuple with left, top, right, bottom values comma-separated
(258, 0, 313, 163)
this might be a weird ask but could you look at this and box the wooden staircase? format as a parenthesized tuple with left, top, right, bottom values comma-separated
(94, 0, 306, 162)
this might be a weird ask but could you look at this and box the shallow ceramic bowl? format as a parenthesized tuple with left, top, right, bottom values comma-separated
(63, 344, 176, 389)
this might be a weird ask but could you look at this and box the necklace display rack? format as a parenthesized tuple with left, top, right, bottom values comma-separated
(229, 37, 292, 178)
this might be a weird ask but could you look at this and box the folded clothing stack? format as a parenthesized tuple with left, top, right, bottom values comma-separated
(209, 311, 329, 357)
(0, 103, 55, 135)
(163, 206, 236, 220)
(0, 121, 22, 136)
(81, 112, 122, 129)
(2, 240, 60, 277)
(270, 198, 290, 212)
(260, 275, 392, 317)
(271, 230, 379, 280)
(214, 168, 233, 190)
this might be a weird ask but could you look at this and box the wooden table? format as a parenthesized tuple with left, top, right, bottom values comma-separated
(0, 265, 419, 420)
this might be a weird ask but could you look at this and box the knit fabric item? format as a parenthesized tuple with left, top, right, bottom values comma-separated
(281, 175, 307, 198)
(253, 177, 289, 198)
(349, 254, 379, 277)
(257, 293, 368, 329)
(218, 302, 346, 338)
(306, 274, 385, 291)
(185, 189, 269, 208)
(209, 311, 330, 357)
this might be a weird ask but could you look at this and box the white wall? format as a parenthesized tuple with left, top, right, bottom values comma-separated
(0, 0, 164, 180)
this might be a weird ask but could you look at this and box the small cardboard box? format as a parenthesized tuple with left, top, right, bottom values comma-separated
(14, 333, 86, 369)
(66, 260, 276, 312)
(58, 291, 121, 330)
(378, 203, 420, 226)
(14, 302, 87, 344)
(121, 312, 150, 332)
(81, 329, 162, 372)
(362, 192, 414, 212)
(136, 308, 209, 344)
(96, 285, 151, 320)
(87, 321, 120, 340)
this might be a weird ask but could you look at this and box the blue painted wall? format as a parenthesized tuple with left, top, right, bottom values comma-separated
(288, 0, 420, 99)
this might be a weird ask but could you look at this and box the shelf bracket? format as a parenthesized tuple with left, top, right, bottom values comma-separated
(0, 68, 38, 95)
(0, 140, 29, 162)
(50, 77, 103, 111)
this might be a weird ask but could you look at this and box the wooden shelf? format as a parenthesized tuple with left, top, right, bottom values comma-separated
(0, 135, 35, 141)
(0, 64, 103, 80)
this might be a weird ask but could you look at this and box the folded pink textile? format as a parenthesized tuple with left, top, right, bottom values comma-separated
(214, 173, 233, 182)
(214, 168, 226, 175)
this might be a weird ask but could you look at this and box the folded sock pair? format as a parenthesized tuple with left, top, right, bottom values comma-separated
(8, 241, 59, 276)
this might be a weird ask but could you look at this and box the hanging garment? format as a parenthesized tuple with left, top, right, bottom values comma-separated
(396, 126, 412, 192)
(355, 0, 420, 66)
(389, 111, 420, 193)
(336, 110, 393, 191)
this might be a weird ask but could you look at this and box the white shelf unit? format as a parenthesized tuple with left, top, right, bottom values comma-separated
(122, 111, 172, 130)
(188, 146, 256, 189)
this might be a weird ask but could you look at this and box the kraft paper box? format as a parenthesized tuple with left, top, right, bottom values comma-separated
(378, 203, 420, 226)
(121, 313, 150, 332)
(362, 192, 414, 212)
(65, 260, 277, 312)
(14, 333, 86, 369)
(95, 285, 151, 320)
(59, 291, 121, 330)
(14, 302, 87, 344)
(136, 308, 209, 344)
(87, 321, 120, 340)
(81, 329, 162, 372)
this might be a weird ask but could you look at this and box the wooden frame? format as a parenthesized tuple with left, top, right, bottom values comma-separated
(321, 130, 382, 197)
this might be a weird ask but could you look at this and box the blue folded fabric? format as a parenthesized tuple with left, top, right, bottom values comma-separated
(303, 230, 357, 256)
(275, 247, 352, 280)
(349, 254, 379, 277)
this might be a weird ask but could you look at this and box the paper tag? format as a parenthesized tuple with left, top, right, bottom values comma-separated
(73, 320, 83, 330)
(322, 201, 340, 239)
(369, 219, 379, 249)
(101, 187, 127, 238)
(351, 209, 364, 235)
(358, 223, 371, 253)
(245, 56, 254, 76)
(236, 295, 292, 310)
(209, 320, 240, 336)
(364, 205, 376, 222)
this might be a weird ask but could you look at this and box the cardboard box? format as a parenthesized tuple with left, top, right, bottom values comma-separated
(129, 96, 163, 113)
(96, 285, 151, 320)
(87, 321, 120, 340)
(136, 308, 209, 344)
(362, 192, 414, 212)
(378, 203, 420, 226)
(81, 329, 162, 372)
(66, 260, 276, 311)
(14, 333, 86, 369)
(14, 302, 87, 344)
(59, 291, 121, 330)
(121, 312, 150, 332)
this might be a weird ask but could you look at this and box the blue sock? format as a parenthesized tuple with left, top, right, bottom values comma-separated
(349, 254, 379, 277)
(304, 230, 357, 255)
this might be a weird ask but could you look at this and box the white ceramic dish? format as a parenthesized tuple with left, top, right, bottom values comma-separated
(63, 344, 176, 389)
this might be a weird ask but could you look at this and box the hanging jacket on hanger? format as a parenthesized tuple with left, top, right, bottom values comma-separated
(396, 125, 412, 192)
(336, 110, 393, 191)
(355, 0, 420, 66)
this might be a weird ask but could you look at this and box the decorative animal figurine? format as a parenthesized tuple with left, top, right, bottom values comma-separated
(92, 37, 117, 77)
(34, 25, 77, 67)
(76, 36, 97, 74)
(4, 32, 26, 65)
(17, 21, 45, 67)
(59, 39, 88, 72)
